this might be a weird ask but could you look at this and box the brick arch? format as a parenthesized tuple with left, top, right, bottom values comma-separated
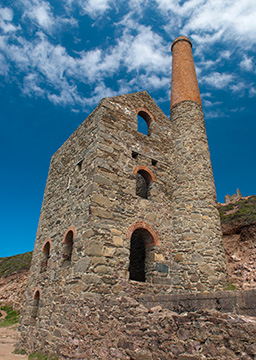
(136, 107, 155, 124)
(63, 225, 76, 244)
(42, 238, 52, 253)
(126, 221, 160, 247)
(41, 238, 51, 272)
(133, 166, 156, 182)
(33, 288, 41, 300)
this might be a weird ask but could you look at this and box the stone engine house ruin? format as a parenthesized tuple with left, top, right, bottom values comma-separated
(19, 37, 229, 354)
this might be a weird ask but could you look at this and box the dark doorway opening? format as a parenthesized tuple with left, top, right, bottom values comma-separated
(129, 228, 153, 282)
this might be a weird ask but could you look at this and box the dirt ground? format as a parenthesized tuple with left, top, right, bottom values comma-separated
(0, 325, 27, 360)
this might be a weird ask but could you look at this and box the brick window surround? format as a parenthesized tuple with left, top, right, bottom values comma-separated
(126, 221, 160, 247)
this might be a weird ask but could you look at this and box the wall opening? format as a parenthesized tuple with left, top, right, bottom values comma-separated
(132, 151, 138, 159)
(76, 158, 83, 171)
(41, 241, 50, 272)
(63, 230, 74, 263)
(136, 169, 152, 199)
(129, 228, 154, 282)
(31, 290, 40, 321)
(137, 110, 152, 136)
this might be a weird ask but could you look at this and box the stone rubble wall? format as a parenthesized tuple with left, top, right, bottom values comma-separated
(18, 290, 256, 359)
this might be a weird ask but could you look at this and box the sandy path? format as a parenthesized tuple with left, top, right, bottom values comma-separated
(0, 325, 27, 359)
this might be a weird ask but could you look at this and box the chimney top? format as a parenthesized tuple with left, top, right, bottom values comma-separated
(171, 36, 192, 51)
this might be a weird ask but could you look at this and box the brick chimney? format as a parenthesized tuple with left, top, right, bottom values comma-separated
(170, 36, 228, 292)
(171, 36, 201, 108)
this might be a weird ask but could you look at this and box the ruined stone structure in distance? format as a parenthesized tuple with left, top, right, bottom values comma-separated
(19, 36, 228, 354)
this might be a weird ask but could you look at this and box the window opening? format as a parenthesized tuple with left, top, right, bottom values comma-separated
(129, 228, 154, 282)
(75, 158, 83, 171)
(136, 170, 152, 199)
(32, 290, 40, 321)
(41, 241, 50, 272)
(132, 151, 138, 159)
(152, 159, 157, 166)
(63, 230, 74, 263)
(137, 110, 152, 136)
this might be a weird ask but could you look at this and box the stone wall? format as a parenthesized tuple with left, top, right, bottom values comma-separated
(19, 91, 229, 356)
(18, 289, 256, 359)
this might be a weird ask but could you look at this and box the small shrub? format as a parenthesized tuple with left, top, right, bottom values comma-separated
(224, 283, 236, 291)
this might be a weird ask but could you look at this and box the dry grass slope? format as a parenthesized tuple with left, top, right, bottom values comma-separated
(0, 252, 32, 277)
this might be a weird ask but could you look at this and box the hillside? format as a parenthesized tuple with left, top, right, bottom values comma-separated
(0, 252, 32, 277)
(0, 252, 32, 311)
(218, 195, 256, 290)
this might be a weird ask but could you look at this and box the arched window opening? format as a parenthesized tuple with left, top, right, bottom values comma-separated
(137, 110, 152, 136)
(136, 170, 152, 199)
(31, 290, 40, 321)
(129, 228, 154, 282)
(41, 241, 50, 272)
(63, 230, 74, 263)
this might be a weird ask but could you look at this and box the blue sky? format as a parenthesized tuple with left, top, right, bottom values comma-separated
(0, 0, 256, 257)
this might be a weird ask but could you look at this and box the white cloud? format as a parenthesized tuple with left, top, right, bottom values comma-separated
(20, 0, 77, 33)
(0, 52, 9, 76)
(0, 7, 20, 33)
(72, 0, 113, 17)
(157, 0, 256, 50)
(25, 2, 54, 30)
(203, 99, 223, 107)
(123, 29, 169, 73)
(201, 72, 234, 89)
(205, 109, 229, 119)
(0, 0, 255, 112)
(23, 73, 46, 97)
(230, 82, 248, 94)
(240, 56, 254, 72)
(115, 16, 169, 74)
(249, 88, 256, 97)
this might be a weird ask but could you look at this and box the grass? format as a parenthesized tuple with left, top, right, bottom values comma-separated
(0, 251, 32, 277)
(219, 195, 256, 225)
(13, 349, 26, 355)
(0, 304, 20, 327)
(28, 352, 58, 360)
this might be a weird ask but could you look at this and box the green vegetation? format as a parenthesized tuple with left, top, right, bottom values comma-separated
(0, 305, 20, 327)
(224, 283, 236, 291)
(0, 251, 32, 277)
(28, 352, 58, 360)
(219, 196, 256, 225)
(13, 349, 26, 355)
